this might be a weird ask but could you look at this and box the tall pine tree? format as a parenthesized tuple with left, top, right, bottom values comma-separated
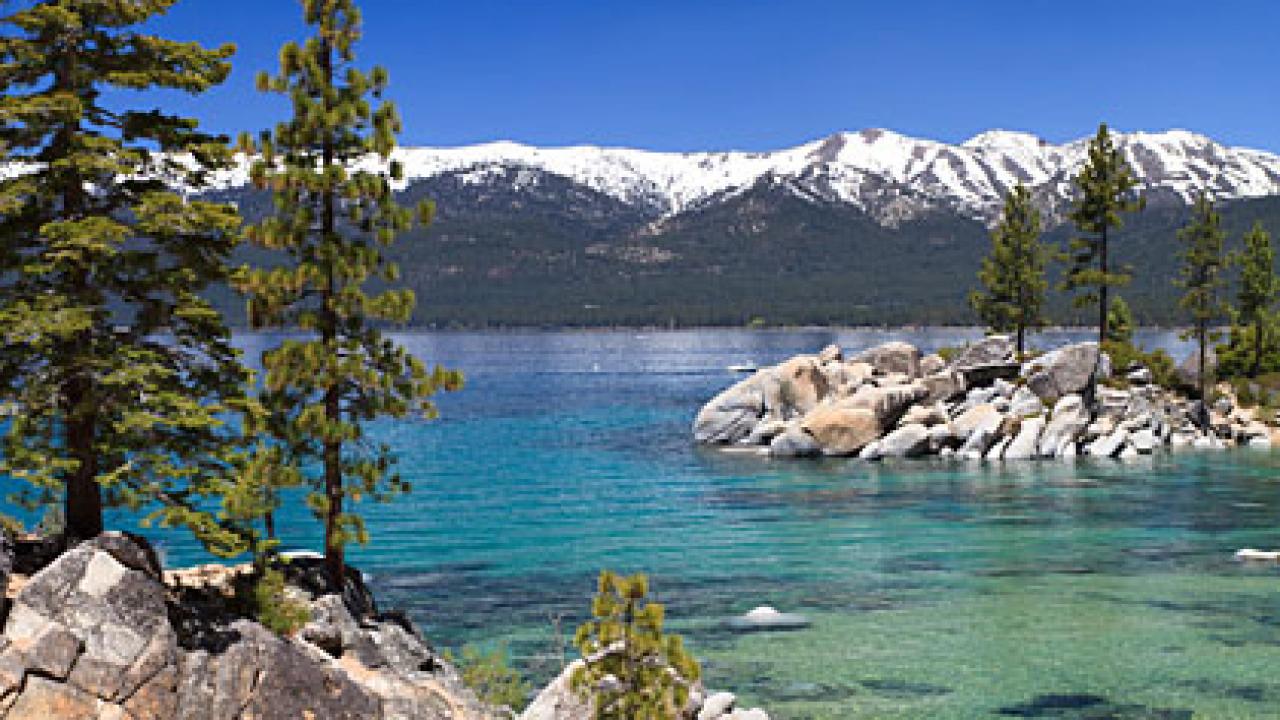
(1175, 193, 1228, 403)
(237, 0, 462, 587)
(969, 184, 1051, 356)
(1231, 222, 1277, 378)
(0, 0, 255, 553)
(1063, 123, 1144, 347)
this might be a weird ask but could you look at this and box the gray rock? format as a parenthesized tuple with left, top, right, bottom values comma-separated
(899, 403, 948, 427)
(1130, 428, 1157, 454)
(1087, 428, 1130, 458)
(839, 383, 928, 427)
(858, 440, 883, 461)
(879, 423, 931, 458)
(927, 423, 959, 452)
(852, 341, 923, 378)
(984, 436, 1011, 461)
(958, 409, 1004, 455)
(920, 354, 946, 376)
(699, 692, 737, 720)
(745, 419, 788, 446)
(1008, 386, 1045, 418)
(920, 370, 966, 404)
(818, 344, 842, 364)
(768, 426, 822, 458)
(693, 373, 768, 444)
(1038, 395, 1090, 457)
(1127, 367, 1153, 384)
(951, 335, 1015, 369)
(952, 403, 1001, 439)
(1023, 342, 1109, 402)
(1003, 416, 1045, 460)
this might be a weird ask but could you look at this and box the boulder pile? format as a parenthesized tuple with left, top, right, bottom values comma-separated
(0, 533, 497, 719)
(694, 336, 1279, 460)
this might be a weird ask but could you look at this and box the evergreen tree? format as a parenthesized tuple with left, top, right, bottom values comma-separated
(1176, 193, 1229, 402)
(1105, 296, 1134, 345)
(1063, 123, 1145, 348)
(237, 0, 462, 588)
(969, 184, 1051, 355)
(0, 0, 254, 553)
(1231, 222, 1277, 378)
(572, 571, 701, 720)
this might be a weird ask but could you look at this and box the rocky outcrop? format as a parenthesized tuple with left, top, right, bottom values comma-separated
(0, 533, 495, 720)
(695, 338, 1268, 461)
(518, 658, 768, 720)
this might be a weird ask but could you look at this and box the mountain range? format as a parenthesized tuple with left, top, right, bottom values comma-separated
(207, 129, 1280, 327)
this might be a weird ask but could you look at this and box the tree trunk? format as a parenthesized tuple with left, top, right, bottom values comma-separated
(319, 36, 344, 592)
(323, 393, 343, 590)
(1252, 319, 1262, 378)
(1098, 227, 1109, 346)
(1016, 325, 1025, 358)
(63, 377, 102, 542)
(1199, 323, 1208, 404)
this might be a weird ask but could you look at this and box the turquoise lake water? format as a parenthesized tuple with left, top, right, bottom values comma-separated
(49, 329, 1280, 717)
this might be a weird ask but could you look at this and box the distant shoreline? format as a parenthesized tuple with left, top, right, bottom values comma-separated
(225, 323, 1200, 334)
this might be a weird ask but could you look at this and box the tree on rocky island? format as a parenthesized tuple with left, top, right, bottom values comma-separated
(1226, 222, 1278, 378)
(236, 0, 462, 588)
(969, 183, 1052, 356)
(572, 571, 701, 720)
(0, 0, 256, 554)
(1062, 123, 1145, 350)
(1176, 193, 1229, 403)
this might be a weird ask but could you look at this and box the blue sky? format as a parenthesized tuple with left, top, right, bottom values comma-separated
(138, 0, 1280, 152)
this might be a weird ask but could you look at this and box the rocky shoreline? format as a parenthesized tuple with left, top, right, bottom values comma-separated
(0, 533, 769, 720)
(694, 336, 1277, 460)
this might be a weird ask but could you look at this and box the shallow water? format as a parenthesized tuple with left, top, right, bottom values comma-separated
(57, 329, 1280, 717)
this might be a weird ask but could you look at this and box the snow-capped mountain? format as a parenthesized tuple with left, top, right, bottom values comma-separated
(211, 128, 1280, 226)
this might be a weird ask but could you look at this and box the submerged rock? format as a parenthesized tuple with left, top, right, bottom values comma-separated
(725, 606, 810, 632)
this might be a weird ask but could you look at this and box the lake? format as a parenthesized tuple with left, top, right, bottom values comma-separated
(108, 329, 1280, 717)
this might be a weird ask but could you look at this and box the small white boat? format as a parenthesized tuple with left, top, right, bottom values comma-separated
(1233, 548, 1280, 562)
(727, 363, 758, 373)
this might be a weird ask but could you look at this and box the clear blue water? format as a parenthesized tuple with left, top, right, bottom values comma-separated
(23, 329, 1280, 718)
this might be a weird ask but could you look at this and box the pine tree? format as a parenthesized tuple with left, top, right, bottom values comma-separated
(1232, 222, 1277, 378)
(969, 184, 1052, 356)
(1063, 123, 1145, 348)
(1175, 193, 1229, 402)
(1105, 296, 1134, 345)
(237, 0, 462, 588)
(0, 0, 255, 553)
(572, 571, 701, 720)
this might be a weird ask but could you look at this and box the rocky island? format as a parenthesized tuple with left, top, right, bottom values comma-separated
(694, 336, 1276, 460)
